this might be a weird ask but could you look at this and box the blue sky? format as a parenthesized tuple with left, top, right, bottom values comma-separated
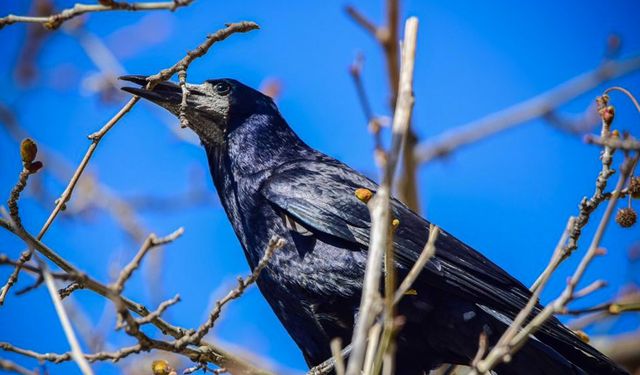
(1, 0, 639, 373)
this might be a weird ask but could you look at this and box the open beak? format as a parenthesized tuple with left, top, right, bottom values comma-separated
(119, 75, 182, 104)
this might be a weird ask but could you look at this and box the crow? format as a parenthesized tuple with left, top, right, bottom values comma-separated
(121, 76, 628, 375)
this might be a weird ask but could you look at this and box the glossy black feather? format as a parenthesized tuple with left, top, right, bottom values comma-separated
(126, 77, 628, 375)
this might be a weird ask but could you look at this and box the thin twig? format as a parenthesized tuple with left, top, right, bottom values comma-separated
(530, 94, 618, 291)
(0, 20, 258, 307)
(0, 0, 194, 30)
(346, 0, 421, 211)
(40, 260, 94, 375)
(136, 294, 181, 325)
(472, 153, 638, 374)
(3, 153, 94, 374)
(393, 225, 439, 304)
(0, 341, 143, 364)
(112, 228, 184, 294)
(174, 237, 285, 348)
(585, 134, 640, 151)
(0, 358, 37, 375)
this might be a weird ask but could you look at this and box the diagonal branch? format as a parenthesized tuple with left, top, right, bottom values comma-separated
(414, 55, 640, 165)
(0, 20, 258, 307)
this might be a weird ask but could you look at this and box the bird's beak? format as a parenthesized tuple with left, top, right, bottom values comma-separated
(119, 75, 182, 105)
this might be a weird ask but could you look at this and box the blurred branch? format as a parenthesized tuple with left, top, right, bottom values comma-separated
(1, 185, 276, 374)
(174, 236, 285, 347)
(0, 21, 258, 305)
(0, 0, 194, 30)
(0, 20, 276, 375)
(567, 288, 640, 330)
(349, 54, 388, 166)
(592, 332, 640, 371)
(346, 0, 421, 211)
(585, 134, 640, 151)
(0, 359, 37, 375)
(414, 55, 640, 164)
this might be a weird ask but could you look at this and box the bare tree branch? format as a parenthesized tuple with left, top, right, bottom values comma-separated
(0, 0, 194, 30)
(0, 358, 37, 375)
(471, 148, 639, 374)
(345, 16, 418, 375)
(0, 20, 258, 309)
(414, 56, 640, 165)
(112, 228, 184, 294)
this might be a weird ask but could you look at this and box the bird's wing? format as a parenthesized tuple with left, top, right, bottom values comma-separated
(260, 159, 531, 312)
(260, 159, 618, 371)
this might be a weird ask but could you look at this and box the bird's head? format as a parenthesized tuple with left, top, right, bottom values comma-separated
(120, 75, 279, 147)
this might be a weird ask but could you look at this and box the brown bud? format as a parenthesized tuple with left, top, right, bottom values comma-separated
(20, 138, 38, 164)
(355, 188, 373, 203)
(599, 105, 615, 126)
(368, 119, 381, 134)
(391, 218, 400, 231)
(27, 161, 43, 173)
(608, 303, 621, 315)
(615, 207, 637, 228)
(596, 95, 609, 111)
(629, 177, 640, 199)
(610, 129, 620, 138)
(573, 330, 590, 343)
(594, 247, 608, 256)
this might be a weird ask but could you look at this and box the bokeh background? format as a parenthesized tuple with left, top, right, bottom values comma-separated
(1, 0, 639, 374)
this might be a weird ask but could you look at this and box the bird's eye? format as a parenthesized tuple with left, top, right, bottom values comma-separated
(213, 82, 231, 95)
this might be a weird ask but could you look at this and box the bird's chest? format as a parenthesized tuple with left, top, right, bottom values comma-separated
(232, 182, 366, 364)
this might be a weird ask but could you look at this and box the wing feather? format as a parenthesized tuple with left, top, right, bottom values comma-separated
(260, 159, 619, 370)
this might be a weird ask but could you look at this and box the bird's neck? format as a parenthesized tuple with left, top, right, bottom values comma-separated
(229, 113, 314, 175)
(203, 113, 315, 266)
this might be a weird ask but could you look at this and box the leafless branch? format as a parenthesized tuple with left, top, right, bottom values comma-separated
(0, 0, 194, 30)
(585, 134, 640, 151)
(112, 228, 184, 294)
(393, 225, 438, 304)
(0, 19, 278, 375)
(530, 94, 626, 291)
(0, 358, 37, 375)
(414, 55, 640, 165)
(1, 140, 94, 374)
(174, 236, 285, 347)
(0, 20, 258, 310)
(471, 136, 639, 374)
(346, 0, 421, 211)
(345, 16, 418, 375)
(136, 294, 181, 325)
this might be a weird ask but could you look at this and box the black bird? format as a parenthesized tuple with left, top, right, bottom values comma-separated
(121, 76, 627, 375)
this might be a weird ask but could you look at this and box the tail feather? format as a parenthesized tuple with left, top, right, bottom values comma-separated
(532, 316, 628, 375)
